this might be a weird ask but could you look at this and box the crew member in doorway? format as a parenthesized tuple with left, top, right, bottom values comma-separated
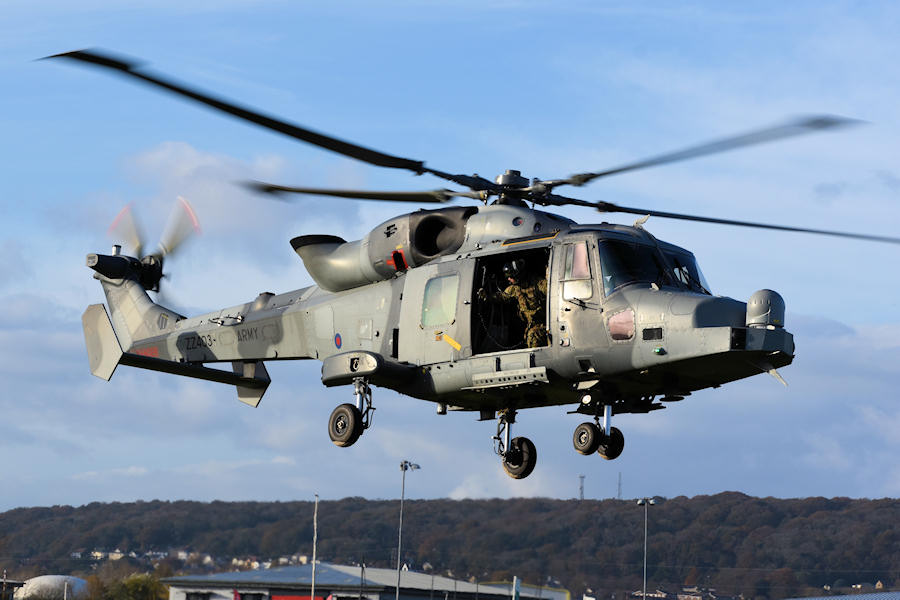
(480, 259, 548, 348)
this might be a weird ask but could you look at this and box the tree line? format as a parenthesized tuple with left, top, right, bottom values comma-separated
(1, 493, 898, 600)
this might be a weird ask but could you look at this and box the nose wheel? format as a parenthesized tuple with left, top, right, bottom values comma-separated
(328, 378, 375, 448)
(572, 404, 625, 460)
(493, 409, 537, 479)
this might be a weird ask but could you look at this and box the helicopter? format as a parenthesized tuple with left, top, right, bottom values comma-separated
(50, 49, 900, 479)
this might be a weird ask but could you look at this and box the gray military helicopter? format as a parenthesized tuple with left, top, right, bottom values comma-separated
(51, 49, 900, 479)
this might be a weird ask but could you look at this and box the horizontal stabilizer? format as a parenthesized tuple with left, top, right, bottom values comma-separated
(118, 353, 271, 399)
(82, 304, 123, 381)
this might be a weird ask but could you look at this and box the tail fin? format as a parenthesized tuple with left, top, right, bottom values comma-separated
(87, 252, 183, 350)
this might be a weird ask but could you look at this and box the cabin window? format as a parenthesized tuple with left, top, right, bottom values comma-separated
(562, 242, 593, 301)
(422, 274, 459, 326)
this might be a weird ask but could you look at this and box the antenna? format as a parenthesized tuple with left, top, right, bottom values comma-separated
(579, 474, 585, 501)
(617, 472, 622, 500)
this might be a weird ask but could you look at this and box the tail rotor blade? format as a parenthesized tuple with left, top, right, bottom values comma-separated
(157, 196, 201, 258)
(108, 203, 145, 257)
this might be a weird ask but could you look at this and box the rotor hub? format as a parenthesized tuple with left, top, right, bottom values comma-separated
(495, 169, 529, 188)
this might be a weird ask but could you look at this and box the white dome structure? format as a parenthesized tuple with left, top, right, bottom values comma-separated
(13, 576, 87, 600)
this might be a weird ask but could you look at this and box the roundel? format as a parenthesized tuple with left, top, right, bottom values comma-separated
(334, 333, 342, 349)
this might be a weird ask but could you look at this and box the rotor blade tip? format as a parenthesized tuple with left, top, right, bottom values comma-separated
(177, 196, 202, 233)
(801, 114, 865, 130)
(41, 48, 141, 71)
(242, 180, 277, 193)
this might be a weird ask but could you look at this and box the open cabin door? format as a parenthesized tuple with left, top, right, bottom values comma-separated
(397, 260, 474, 366)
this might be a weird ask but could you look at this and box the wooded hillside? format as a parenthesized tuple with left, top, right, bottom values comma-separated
(1, 493, 898, 600)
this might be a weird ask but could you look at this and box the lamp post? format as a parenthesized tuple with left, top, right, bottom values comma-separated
(636, 498, 656, 600)
(396, 460, 421, 600)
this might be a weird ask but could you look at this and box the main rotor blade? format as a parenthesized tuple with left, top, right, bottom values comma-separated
(244, 181, 482, 203)
(548, 116, 861, 189)
(44, 49, 499, 192)
(567, 197, 900, 244)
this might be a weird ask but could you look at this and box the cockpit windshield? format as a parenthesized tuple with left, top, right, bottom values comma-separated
(663, 248, 712, 295)
(597, 240, 711, 296)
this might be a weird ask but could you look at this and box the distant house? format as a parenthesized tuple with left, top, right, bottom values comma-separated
(630, 590, 669, 599)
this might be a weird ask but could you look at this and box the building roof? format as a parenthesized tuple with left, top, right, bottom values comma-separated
(787, 593, 900, 600)
(165, 562, 565, 600)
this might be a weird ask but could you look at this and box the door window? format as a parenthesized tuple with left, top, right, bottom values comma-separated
(562, 242, 593, 300)
(422, 274, 459, 326)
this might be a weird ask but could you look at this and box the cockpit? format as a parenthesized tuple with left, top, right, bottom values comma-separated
(597, 239, 711, 296)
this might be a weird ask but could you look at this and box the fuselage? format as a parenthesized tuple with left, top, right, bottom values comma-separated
(105, 204, 793, 415)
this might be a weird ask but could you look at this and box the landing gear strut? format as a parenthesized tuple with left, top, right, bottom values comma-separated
(493, 409, 537, 479)
(328, 377, 375, 447)
(572, 403, 625, 460)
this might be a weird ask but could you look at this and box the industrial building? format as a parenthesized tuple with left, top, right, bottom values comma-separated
(164, 562, 568, 600)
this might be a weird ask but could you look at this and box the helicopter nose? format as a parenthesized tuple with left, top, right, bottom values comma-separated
(668, 294, 746, 328)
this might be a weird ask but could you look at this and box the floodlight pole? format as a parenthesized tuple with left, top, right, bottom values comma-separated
(396, 460, 420, 600)
(637, 498, 655, 600)
(312, 494, 319, 600)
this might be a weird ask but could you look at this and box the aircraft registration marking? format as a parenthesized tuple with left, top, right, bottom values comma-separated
(185, 334, 216, 350)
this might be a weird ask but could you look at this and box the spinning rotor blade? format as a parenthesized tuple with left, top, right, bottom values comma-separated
(244, 181, 482, 203)
(546, 116, 861, 189)
(156, 196, 201, 258)
(45, 49, 498, 193)
(556, 196, 900, 244)
(108, 203, 144, 257)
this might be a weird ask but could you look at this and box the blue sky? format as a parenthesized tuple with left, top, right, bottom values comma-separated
(2, 2, 899, 511)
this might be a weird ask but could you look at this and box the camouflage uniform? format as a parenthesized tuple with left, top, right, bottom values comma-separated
(499, 276, 548, 348)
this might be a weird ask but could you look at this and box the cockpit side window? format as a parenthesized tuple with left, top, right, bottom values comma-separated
(663, 249, 712, 295)
(562, 241, 593, 301)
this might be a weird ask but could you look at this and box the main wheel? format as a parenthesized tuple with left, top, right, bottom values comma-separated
(597, 426, 625, 460)
(328, 403, 363, 447)
(573, 422, 602, 455)
(502, 436, 537, 479)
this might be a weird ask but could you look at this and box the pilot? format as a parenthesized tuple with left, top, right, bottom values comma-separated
(480, 260, 548, 348)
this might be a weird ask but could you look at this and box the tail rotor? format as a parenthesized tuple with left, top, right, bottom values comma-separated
(106, 197, 201, 293)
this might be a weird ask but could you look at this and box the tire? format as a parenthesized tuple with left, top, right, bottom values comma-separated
(503, 436, 537, 479)
(328, 403, 363, 447)
(573, 422, 602, 455)
(598, 426, 625, 460)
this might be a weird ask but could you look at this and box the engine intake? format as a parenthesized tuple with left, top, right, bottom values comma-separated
(291, 206, 477, 292)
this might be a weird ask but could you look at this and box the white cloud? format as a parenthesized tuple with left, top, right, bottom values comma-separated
(71, 465, 149, 481)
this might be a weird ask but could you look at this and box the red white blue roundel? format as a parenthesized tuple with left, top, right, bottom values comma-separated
(334, 333, 342, 349)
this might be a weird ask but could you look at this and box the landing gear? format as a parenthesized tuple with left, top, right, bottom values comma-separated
(503, 437, 537, 479)
(572, 404, 625, 460)
(493, 409, 537, 479)
(328, 378, 375, 448)
(598, 426, 624, 460)
(573, 422, 602, 455)
(328, 404, 362, 447)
